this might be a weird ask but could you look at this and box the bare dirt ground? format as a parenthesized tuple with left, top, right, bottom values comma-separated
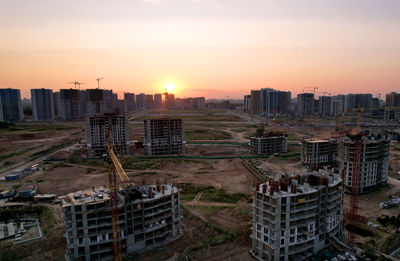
(3, 158, 258, 195)
(186, 144, 250, 156)
(345, 177, 400, 220)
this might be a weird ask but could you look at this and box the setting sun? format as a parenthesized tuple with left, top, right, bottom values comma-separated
(165, 82, 176, 92)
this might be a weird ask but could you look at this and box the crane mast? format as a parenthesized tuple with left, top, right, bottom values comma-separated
(107, 130, 133, 261)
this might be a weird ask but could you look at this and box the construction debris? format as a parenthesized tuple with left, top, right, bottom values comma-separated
(380, 197, 400, 209)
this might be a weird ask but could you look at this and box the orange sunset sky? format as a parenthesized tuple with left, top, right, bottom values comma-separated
(0, 0, 399, 99)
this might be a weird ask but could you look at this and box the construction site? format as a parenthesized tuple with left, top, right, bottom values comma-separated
(339, 131, 391, 194)
(143, 118, 186, 156)
(250, 132, 288, 156)
(250, 169, 343, 261)
(86, 113, 130, 158)
(62, 184, 181, 261)
(0, 109, 399, 260)
(301, 138, 337, 167)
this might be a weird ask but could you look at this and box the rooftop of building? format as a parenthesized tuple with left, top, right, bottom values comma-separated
(60, 184, 178, 207)
(255, 169, 342, 198)
(251, 131, 288, 139)
(342, 131, 391, 143)
(303, 138, 336, 143)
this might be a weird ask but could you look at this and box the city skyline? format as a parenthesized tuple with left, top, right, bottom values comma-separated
(1, 0, 400, 99)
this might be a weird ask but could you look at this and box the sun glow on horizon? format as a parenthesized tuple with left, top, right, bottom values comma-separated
(165, 82, 176, 92)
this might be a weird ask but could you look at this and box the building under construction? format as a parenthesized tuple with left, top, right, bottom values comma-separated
(86, 113, 130, 158)
(250, 169, 344, 261)
(339, 131, 390, 194)
(301, 139, 337, 167)
(144, 118, 186, 155)
(62, 184, 181, 261)
(250, 132, 288, 155)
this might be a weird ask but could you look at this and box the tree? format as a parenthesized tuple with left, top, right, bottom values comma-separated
(256, 125, 264, 137)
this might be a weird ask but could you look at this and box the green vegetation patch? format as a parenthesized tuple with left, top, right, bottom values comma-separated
(121, 158, 202, 170)
(185, 128, 232, 140)
(0, 122, 81, 134)
(0, 146, 39, 161)
(274, 152, 301, 161)
(31, 140, 79, 159)
(201, 188, 248, 203)
(179, 184, 214, 201)
(179, 184, 248, 203)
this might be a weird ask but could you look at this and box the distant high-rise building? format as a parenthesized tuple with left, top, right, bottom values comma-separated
(154, 93, 162, 109)
(296, 93, 314, 116)
(260, 88, 291, 117)
(115, 99, 125, 114)
(136, 93, 146, 111)
(166, 93, 175, 109)
(319, 96, 333, 117)
(250, 90, 261, 115)
(145, 94, 154, 109)
(31, 88, 54, 121)
(386, 92, 400, 108)
(85, 89, 114, 115)
(86, 113, 130, 158)
(53, 92, 60, 118)
(332, 95, 345, 115)
(124, 92, 136, 112)
(344, 94, 373, 112)
(59, 89, 86, 120)
(243, 95, 251, 112)
(0, 88, 24, 122)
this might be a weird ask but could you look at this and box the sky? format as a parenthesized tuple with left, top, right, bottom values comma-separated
(0, 0, 399, 99)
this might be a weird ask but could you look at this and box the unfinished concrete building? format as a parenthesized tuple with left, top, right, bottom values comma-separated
(86, 113, 129, 158)
(250, 132, 288, 155)
(144, 118, 186, 155)
(62, 184, 181, 261)
(250, 169, 344, 261)
(301, 139, 337, 167)
(339, 132, 390, 194)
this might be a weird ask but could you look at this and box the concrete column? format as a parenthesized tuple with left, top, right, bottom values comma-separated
(71, 206, 78, 258)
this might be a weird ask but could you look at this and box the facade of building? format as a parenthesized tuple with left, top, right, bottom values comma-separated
(59, 89, 86, 120)
(386, 92, 400, 108)
(62, 184, 181, 261)
(250, 170, 344, 261)
(86, 89, 114, 115)
(250, 133, 288, 155)
(166, 94, 175, 109)
(318, 96, 333, 118)
(86, 114, 130, 158)
(145, 95, 154, 110)
(385, 108, 400, 122)
(31, 88, 54, 121)
(136, 93, 146, 111)
(154, 93, 162, 109)
(260, 89, 291, 117)
(0, 88, 24, 122)
(301, 139, 337, 167)
(332, 95, 345, 115)
(296, 93, 314, 116)
(251, 90, 261, 115)
(53, 92, 61, 118)
(244, 95, 251, 112)
(339, 132, 390, 194)
(124, 93, 136, 112)
(344, 94, 373, 113)
(144, 118, 186, 155)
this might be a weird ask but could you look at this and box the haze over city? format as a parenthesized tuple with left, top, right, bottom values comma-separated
(1, 0, 400, 99)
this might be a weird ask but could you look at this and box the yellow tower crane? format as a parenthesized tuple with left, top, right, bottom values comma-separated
(107, 130, 133, 261)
